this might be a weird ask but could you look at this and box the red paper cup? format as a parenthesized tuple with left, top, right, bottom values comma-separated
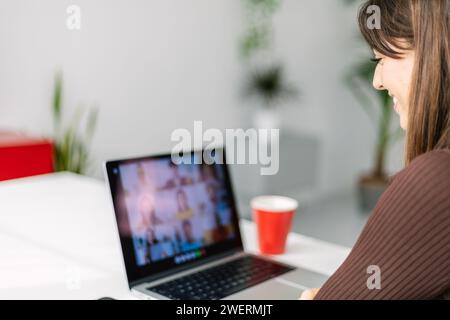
(251, 196, 298, 255)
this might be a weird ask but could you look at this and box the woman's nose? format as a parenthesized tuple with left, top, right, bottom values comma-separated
(372, 66, 384, 90)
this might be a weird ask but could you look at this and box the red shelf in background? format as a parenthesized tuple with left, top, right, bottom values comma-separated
(0, 131, 54, 181)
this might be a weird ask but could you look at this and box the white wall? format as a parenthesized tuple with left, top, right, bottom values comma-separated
(0, 0, 244, 165)
(0, 0, 404, 200)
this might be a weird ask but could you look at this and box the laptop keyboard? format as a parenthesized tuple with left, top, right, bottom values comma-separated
(147, 255, 295, 300)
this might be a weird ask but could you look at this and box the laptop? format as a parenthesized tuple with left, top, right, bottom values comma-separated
(104, 148, 328, 300)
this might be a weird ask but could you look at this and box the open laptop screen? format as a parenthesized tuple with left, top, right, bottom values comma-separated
(105, 150, 243, 285)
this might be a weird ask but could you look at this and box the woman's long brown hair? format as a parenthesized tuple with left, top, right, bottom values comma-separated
(358, 0, 450, 165)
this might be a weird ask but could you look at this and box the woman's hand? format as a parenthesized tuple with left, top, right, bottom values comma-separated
(299, 288, 320, 300)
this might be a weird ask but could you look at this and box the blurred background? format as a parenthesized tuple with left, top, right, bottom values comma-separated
(0, 0, 405, 247)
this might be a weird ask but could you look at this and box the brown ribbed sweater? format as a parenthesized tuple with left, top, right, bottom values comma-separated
(315, 149, 450, 300)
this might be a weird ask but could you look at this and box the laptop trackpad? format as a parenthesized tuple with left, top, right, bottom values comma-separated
(223, 268, 328, 300)
(223, 278, 304, 300)
(279, 268, 329, 289)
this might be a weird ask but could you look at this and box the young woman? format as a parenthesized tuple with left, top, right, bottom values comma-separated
(302, 0, 450, 300)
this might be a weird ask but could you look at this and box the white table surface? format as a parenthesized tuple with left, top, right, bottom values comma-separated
(0, 172, 350, 299)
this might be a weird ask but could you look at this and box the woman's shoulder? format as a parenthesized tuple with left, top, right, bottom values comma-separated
(382, 149, 450, 218)
(390, 148, 450, 182)
(404, 148, 450, 177)
(365, 149, 450, 246)
(411, 148, 450, 163)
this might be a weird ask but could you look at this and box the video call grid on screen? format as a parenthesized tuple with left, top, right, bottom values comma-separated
(117, 153, 237, 267)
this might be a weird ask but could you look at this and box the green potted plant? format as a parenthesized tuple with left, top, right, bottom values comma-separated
(244, 63, 297, 129)
(52, 72, 98, 174)
(240, 0, 297, 130)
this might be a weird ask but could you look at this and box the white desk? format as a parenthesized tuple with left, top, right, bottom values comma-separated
(0, 173, 350, 299)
